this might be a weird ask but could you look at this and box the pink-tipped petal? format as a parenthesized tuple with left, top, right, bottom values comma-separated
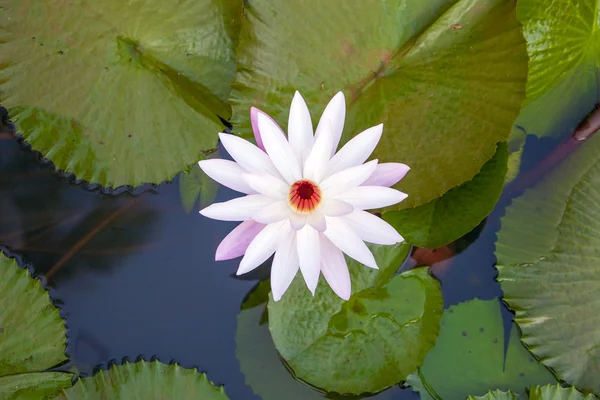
(326, 124, 383, 177)
(362, 163, 410, 187)
(335, 186, 408, 210)
(288, 91, 314, 164)
(271, 232, 300, 301)
(320, 235, 351, 300)
(323, 216, 378, 269)
(198, 159, 257, 194)
(314, 92, 346, 155)
(237, 220, 291, 275)
(297, 225, 321, 295)
(250, 106, 286, 152)
(342, 210, 404, 245)
(215, 220, 266, 261)
(320, 160, 378, 196)
(200, 194, 273, 221)
(257, 112, 302, 184)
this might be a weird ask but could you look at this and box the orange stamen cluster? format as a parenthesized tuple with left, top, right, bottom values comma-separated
(289, 180, 322, 214)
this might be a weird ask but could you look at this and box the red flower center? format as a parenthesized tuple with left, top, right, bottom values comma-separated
(289, 180, 322, 214)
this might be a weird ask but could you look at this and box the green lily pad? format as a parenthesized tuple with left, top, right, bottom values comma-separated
(179, 160, 219, 214)
(235, 281, 323, 400)
(55, 360, 228, 399)
(469, 385, 597, 400)
(383, 142, 508, 248)
(230, 0, 527, 209)
(497, 134, 600, 393)
(268, 242, 443, 395)
(468, 389, 523, 400)
(0, 0, 242, 189)
(406, 299, 555, 400)
(0, 253, 72, 399)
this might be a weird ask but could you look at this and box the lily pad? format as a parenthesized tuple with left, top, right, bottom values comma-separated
(406, 299, 555, 400)
(235, 281, 323, 400)
(55, 360, 228, 399)
(469, 385, 597, 400)
(0, 253, 72, 399)
(468, 389, 523, 400)
(384, 142, 508, 248)
(179, 161, 219, 214)
(497, 133, 600, 393)
(0, 0, 242, 188)
(268, 242, 443, 395)
(230, 0, 527, 208)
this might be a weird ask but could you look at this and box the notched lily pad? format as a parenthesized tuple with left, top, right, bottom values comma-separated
(179, 161, 219, 214)
(230, 0, 527, 208)
(0, 0, 242, 189)
(268, 243, 443, 395)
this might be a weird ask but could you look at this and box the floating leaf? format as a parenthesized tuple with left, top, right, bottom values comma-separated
(0, 253, 72, 398)
(179, 161, 219, 214)
(268, 243, 443, 395)
(230, 0, 527, 209)
(406, 299, 555, 400)
(236, 281, 323, 400)
(528, 385, 597, 400)
(0, 0, 242, 188)
(468, 389, 522, 400)
(55, 360, 228, 399)
(384, 142, 508, 248)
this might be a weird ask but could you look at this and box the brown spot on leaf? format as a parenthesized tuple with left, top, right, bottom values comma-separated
(451, 24, 462, 30)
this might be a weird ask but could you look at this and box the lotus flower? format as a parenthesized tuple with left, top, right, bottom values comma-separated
(198, 91, 409, 301)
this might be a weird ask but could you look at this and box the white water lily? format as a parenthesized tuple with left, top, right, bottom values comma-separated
(198, 91, 409, 301)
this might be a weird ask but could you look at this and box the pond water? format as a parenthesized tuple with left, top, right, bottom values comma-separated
(0, 110, 572, 399)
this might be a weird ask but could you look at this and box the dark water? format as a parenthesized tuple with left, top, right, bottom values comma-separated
(0, 110, 572, 399)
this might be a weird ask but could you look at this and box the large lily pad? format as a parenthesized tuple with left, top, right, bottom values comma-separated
(55, 360, 228, 399)
(0, 0, 242, 188)
(268, 242, 443, 395)
(384, 142, 508, 248)
(0, 253, 72, 399)
(406, 299, 555, 400)
(230, 0, 527, 208)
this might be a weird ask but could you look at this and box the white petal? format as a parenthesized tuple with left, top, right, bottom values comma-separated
(197, 159, 257, 194)
(307, 211, 326, 232)
(336, 186, 408, 210)
(362, 163, 410, 187)
(320, 235, 351, 300)
(342, 210, 404, 245)
(320, 160, 378, 197)
(303, 118, 334, 182)
(314, 92, 346, 156)
(215, 220, 266, 261)
(297, 225, 321, 295)
(219, 133, 279, 177)
(325, 124, 383, 177)
(200, 195, 273, 221)
(323, 216, 378, 269)
(237, 220, 291, 275)
(289, 213, 307, 230)
(271, 232, 300, 301)
(252, 201, 291, 224)
(241, 173, 288, 199)
(257, 112, 302, 184)
(319, 198, 353, 217)
(288, 91, 314, 165)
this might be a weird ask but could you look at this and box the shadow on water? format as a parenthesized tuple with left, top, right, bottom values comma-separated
(0, 97, 591, 399)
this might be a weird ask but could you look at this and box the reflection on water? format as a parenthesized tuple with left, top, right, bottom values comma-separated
(0, 107, 566, 399)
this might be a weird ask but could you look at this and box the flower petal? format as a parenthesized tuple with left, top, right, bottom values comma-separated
(320, 159, 378, 197)
(320, 235, 351, 300)
(200, 194, 273, 221)
(219, 133, 280, 177)
(325, 124, 383, 177)
(288, 91, 314, 165)
(323, 216, 378, 269)
(314, 91, 345, 156)
(362, 163, 410, 187)
(257, 111, 302, 184)
(197, 159, 257, 194)
(289, 213, 307, 230)
(271, 231, 300, 301)
(250, 106, 287, 152)
(336, 186, 408, 210)
(297, 225, 321, 295)
(307, 210, 327, 232)
(342, 210, 404, 245)
(237, 220, 291, 275)
(241, 173, 288, 198)
(303, 118, 334, 182)
(252, 201, 291, 224)
(215, 220, 266, 261)
(319, 198, 353, 217)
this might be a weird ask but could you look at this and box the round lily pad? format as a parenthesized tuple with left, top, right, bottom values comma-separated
(0, 0, 242, 188)
(230, 0, 527, 208)
(268, 243, 443, 395)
